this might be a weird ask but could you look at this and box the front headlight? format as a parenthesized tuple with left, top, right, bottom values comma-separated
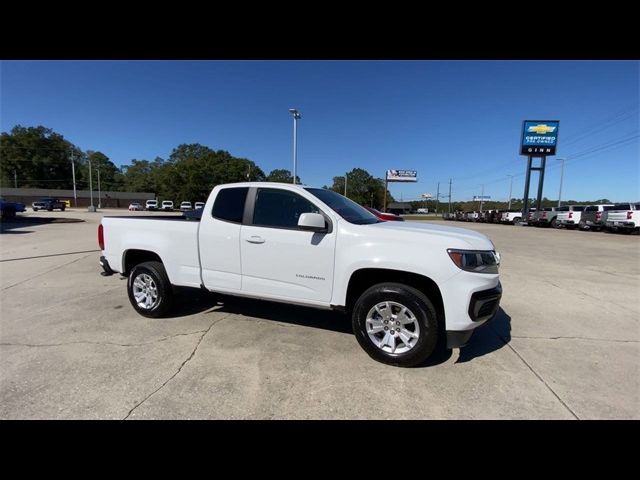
(447, 249, 500, 274)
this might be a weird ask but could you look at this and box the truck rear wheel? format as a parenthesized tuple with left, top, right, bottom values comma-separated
(352, 283, 438, 367)
(127, 261, 173, 318)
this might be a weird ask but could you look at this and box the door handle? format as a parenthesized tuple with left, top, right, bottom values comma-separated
(245, 236, 265, 244)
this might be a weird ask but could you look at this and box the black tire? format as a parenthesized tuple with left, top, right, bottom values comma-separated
(127, 261, 173, 318)
(47, 207, 53, 212)
(352, 282, 438, 367)
(61, 206, 65, 212)
(513, 217, 522, 225)
(33, 207, 38, 212)
(578, 220, 587, 230)
(550, 217, 558, 228)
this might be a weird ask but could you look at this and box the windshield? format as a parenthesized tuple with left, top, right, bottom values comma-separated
(305, 188, 381, 225)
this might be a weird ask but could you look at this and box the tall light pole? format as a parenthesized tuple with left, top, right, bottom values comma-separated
(97, 167, 101, 209)
(289, 108, 301, 184)
(507, 174, 514, 209)
(557, 158, 565, 207)
(479, 184, 485, 212)
(88, 157, 95, 212)
(344, 174, 348, 197)
(448, 178, 452, 214)
(435, 182, 440, 214)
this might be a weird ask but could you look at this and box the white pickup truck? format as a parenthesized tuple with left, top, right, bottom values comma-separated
(606, 203, 640, 233)
(99, 183, 502, 367)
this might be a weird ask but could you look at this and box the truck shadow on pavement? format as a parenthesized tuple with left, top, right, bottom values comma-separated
(0, 216, 84, 233)
(171, 289, 512, 367)
(455, 308, 512, 364)
(172, 288, 351, 332)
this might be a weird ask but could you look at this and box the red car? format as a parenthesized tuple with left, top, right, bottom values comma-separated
(364, 206, 405, 221)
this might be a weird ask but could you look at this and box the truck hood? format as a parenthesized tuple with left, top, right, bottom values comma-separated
(370, 220, 495, 250)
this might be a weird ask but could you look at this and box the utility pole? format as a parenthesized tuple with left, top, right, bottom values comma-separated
(448, 178, 452, 214)
(480, 184, 485, 212)
(507, 175, 513, 209)
(557, 158, 565, 207)
(97, 167, 101, 209)
(344, 174, 347, 197)
(14, 170, 17, 188)
(71, 151, 77, 207)
(435, 182, 440, 214)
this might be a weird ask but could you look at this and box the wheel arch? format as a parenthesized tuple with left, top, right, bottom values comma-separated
(345, 268, 444, 322)
(122, 249, 164, 276)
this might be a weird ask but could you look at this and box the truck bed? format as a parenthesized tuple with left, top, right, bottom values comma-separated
(105, 215, 200, 222)
(101, 215, 202, 287)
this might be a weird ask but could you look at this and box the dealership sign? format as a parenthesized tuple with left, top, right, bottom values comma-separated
(473, 196, 491, 201)
(386, 170, 417, 182)
(521, 120, 559, 155)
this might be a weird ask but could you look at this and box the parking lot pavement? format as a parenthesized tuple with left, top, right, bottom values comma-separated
(0, 211, 638, 419)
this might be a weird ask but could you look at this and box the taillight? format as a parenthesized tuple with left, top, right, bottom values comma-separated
(568, 212, 573, 219)
(627, 211, 633, 220)
(595, 212, 602, 221)
(542, 212, 547, 219)
(98, 224, 105, 250)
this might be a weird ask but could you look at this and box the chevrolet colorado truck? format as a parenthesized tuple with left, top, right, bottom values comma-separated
(99, 183, 502, 367)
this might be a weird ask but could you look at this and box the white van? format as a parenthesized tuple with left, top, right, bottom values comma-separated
(145, 200, 158, 211)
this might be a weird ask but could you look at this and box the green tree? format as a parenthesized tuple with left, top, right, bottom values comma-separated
(0, 125, 81, 189)
(80, 151, 124, 192)
(328, 168, 394, 210)
(266, 168, 300, 184)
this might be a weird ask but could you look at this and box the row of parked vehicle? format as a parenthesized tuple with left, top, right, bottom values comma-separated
(128, 200, 206, 212)
(443, 203, 640, 233)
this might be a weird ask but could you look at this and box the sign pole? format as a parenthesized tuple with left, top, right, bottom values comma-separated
(435, 182, 440, 214)
(536, 156, 546, 211)
(383, 176, 388, 212)
(522, 155, 533, 224)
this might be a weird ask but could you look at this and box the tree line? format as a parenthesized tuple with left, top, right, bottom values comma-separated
(2, 125, 391, 204)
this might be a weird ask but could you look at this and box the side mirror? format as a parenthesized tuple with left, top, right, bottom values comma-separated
(298, 212, 327, 232)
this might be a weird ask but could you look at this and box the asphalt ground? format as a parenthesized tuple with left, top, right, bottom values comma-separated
(1, 209, 638, 419)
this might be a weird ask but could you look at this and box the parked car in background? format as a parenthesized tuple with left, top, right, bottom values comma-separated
(556, 205, 586, 229)
(579, 204, 614, 230)
(533, 207, 558, 228)
(128, 202, 143, 211)
(525, 208, 537, 225)
(416, 208, 428, 214)
(145, 200, 158, 211)
(32, 197, 66, 212)
(500, 210, 523, 225)
(194, 202, 205, 210)
(363, 206, 405, 222)
(606, 203, 640, 233)
(161, 201, 174, 211)
(180, 201, 192, 211)
(0, 197, 26, 219)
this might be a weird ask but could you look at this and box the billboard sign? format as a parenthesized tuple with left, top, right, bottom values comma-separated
(386, 170, 417, 182)
(473, 196, 491, 201)
(521, 120, 559, 155)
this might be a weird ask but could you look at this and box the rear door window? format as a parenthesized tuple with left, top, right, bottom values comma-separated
(212, 187, 249, 223)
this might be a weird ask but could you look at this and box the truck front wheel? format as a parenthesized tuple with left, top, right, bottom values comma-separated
(352, 283, 438, 367)
(127, 261, 173, 318)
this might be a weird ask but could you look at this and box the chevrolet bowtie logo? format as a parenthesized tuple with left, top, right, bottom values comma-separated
(527, 124, 556, 134)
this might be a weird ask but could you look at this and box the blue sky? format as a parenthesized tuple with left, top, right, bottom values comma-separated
(1, 60, 638, 202)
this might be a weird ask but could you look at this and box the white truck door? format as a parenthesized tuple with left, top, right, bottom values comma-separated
(199, 187, 249, 291)
(240, 188, 336, 303)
